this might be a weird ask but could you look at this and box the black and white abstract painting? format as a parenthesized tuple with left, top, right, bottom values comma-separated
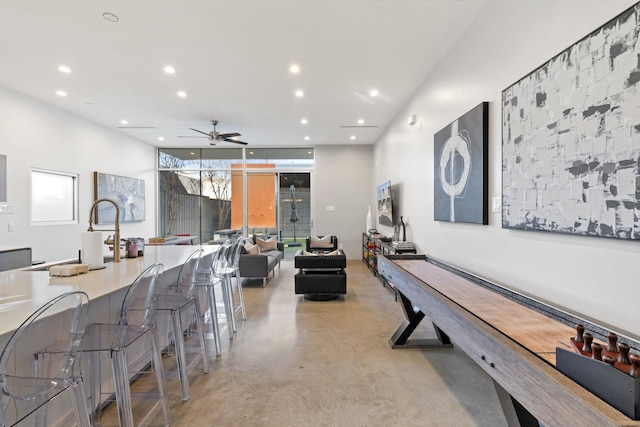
(94, 172, 145, 224)
(434, 102, 489, 224)
(502, 3, 640, 240)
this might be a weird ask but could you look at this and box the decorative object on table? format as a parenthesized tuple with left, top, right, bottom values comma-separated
(399, 216, 406, 241)
(366, 205, 373, 231)
(434, 102, 488, 224)
(502, 3, 640, 240)
(288, 184, 301, 247)
(392, 225, 399, 242)
(94, 172, 145, 224)
(49, 263, 89, 277)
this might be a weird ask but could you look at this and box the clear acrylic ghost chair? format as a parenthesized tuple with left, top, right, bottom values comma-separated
(0, 291, 90, 427)
(208, 239, 240, 337)
(223, 236, 246, 329)
(155, 249, 209, 401)
(194, 246, 229, 356)
(81, 263, 170, 427)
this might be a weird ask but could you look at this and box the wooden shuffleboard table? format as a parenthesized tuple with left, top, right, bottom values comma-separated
(377, 254, 640, 427)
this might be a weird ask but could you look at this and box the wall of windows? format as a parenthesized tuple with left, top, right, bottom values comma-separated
(157, 147, 314, 244)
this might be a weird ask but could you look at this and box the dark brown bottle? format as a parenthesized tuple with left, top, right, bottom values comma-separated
(617, 343, 631, 364)
(574, 324, 585, 343)
(606, 332, 619, 353)
(629, 354, 640, 378)
(582, 333, 593, 353)
(602, 354, 616, 367)
(591, 343, 603, 361)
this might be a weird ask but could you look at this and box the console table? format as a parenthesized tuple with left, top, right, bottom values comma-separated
(361, 233, 415, 294)
(377, 254, 640, 427)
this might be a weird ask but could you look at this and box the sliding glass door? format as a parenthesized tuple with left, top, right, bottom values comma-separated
(157, 147, 313, 248)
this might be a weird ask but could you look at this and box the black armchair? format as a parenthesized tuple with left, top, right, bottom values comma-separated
(305, 235, 338, 253)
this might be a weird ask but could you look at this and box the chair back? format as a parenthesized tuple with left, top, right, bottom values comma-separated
(175, 249, 204, 298)
(119, 263, 163, 330)
(228, 236, 245, 270)
(0, 291, 88, 422)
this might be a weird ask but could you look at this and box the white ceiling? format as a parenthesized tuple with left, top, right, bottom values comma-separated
(0, 0, 486, 148)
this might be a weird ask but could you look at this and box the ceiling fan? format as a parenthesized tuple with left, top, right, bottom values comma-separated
(179, 120, 248, 145)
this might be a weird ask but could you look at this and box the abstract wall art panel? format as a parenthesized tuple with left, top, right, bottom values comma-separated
(434, 102, 489, 224)
(502, 3, 640, 240)
(94, 172, 145, 224)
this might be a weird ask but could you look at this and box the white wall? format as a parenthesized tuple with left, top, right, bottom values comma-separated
(373, 0, 640, 338)
(0, 86, 156, 263)
(314, 145, 372, 259)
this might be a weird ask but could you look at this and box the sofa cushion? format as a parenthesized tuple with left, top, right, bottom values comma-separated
(310, 235, 333, 248)
(256, 236, 277, 251)
(244, 241, 260, 255)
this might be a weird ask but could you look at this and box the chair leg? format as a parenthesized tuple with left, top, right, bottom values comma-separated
(223, 275, 237, 334)
(206, 285, 222, 355)
(171, 309, 190, 401)
(235, 275, 246, 320)
(111, 349, 135, 427)
(150, 331, 171, 426)
(194, 304, 210, 374)
(71, 378, 91, 427)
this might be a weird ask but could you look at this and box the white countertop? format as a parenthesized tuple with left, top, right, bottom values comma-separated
(0, 245, 216, 337)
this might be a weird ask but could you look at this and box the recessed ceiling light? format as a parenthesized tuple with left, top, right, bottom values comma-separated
(120, 120, 128, 125)
(300, 118, 308, 124)
(304, 136, 310, 141)
(369, 89, 379, 97)
(357, 119, 365, 125)
(350, 135, 356, 140)
(289, 64, 300, 73)
(177, 91, 187, 97)
(308, 151, 312, 154)
(190, 152, 195, 155)
(58, 65, 71, 73)
(295, 89, 304, 97)
(249, 151, 254, 155)
(102, 12, 119, 23)
(56, 90, 67, 97)
(158, 137, 165, 141)
(164, 66, 175, 74)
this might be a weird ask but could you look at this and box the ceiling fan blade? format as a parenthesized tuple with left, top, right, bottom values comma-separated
(218, 132, 241, 138)
(223, 138, 248, 145)
(189, 128, 212, 137)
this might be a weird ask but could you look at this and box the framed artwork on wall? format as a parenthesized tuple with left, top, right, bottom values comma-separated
(502, 3, 640, 240)
(94, 172, 145, 224)
(434, 102, 489, 224)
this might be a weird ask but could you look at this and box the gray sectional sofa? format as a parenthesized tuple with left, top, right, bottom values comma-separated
(238, 235, 284, 286)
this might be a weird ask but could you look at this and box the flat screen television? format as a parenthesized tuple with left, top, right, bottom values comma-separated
(376, 180, 393, 227)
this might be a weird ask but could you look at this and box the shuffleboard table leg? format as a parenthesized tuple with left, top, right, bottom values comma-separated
(389, 291, 454, 349)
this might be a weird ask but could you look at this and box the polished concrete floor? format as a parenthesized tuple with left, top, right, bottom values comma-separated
(141, 260, 508, 426)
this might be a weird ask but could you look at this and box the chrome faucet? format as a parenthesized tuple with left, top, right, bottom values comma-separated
(88, 198, 121, 263)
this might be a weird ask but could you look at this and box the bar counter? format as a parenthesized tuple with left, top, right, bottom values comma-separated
(0, 245, 217, 346)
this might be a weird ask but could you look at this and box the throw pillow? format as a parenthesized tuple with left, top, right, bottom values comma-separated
(310, 235, 333, 248)
(324, 250, 340, 256)
(244, 242, 260, 255)
(256, 236, 277, 251)
(303, 250, 318, 256)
